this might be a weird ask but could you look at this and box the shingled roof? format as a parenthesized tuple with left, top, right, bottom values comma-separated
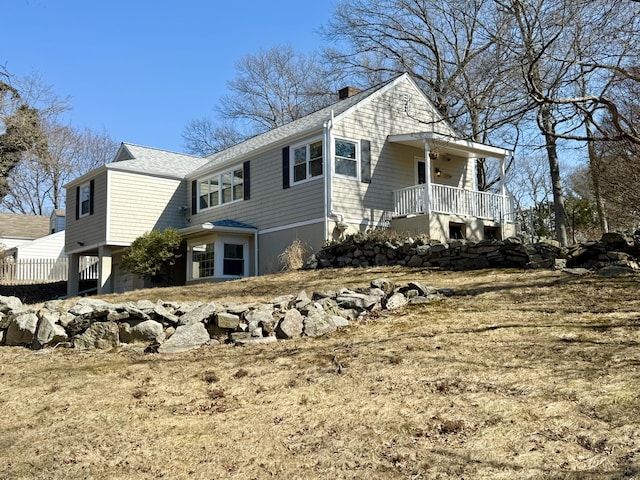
(0, 213, 50, 241)
(110, 143, 210, 179)
(189, 75, 402, 177)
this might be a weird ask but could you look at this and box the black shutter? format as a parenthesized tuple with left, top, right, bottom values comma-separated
(282, 146, 290, 189)
(89, 179, 95, 215)
(75, 186, 80, 220)
(191, 180, 198, 215)
(361, 140, 371, 184)
(243, 161, 250, 200)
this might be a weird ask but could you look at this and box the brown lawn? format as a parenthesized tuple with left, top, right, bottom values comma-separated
(0, 267, 639, 479)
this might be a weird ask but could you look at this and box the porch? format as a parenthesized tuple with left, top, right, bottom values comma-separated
(393, 183, 513, 222)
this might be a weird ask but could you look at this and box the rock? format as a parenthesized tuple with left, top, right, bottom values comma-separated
(276, 309, 304, 339)
(336, 291, 382, 311)
(331, 315, 350, 328)
(33, 310, 67, 349)
(122, 303, 151, 320)
(271, 295, 294, 309)
(407, 255, 424, 267)
(216, 312, 240, 330)
(562, 267, 591, 276)
(245, 309, 275, 333)
(303, 307, 337, 337)
(151, 303, 179, 325)
(0, 312, 9, 329)
(598, 265, 636, 277)
(74, 322, 120, 350)
(177, 303, 217, 326)
(295, 291, 312, 310)
(158, 323, 210, 354)
(601, 232, 634, 249)
(0, 296, 23, 314)
(225, 303, 251, 315)
(5, 312, 39, 346)
(69, 298, 111, 319)
(385, 292, 408, 310)
(119, 320, 165, 344)
(234, 336, 278, 346)
(174, 301, 203, 315)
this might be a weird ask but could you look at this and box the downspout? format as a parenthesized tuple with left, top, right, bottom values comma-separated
(424, 141, 432, 238)
(323, 110, 334, 243)
(254, 230, 259, 276)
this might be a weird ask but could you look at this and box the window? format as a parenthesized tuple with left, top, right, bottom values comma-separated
(198, 166, 243, 211)
(484, 226, 501, 240)
(335, 139, 359, 179)
(79, 182, 91, 217)
(449, 222, 466, 240)
(223, 243, 244, 276)
(291, 139, 323, 184)
(191, 243, 215, 279)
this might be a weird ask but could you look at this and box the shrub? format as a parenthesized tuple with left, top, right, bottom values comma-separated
(120, 228, 184, 286)
(278, 239, 310, 271)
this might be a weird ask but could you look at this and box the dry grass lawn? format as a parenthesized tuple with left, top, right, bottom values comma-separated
(0, 267, 639, 479)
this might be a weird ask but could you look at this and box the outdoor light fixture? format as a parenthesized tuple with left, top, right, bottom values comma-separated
(428, 150, 439, 161)
(435, 167, 442, 177)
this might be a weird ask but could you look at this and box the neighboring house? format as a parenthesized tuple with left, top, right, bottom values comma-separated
(65, 73, 515, 297)
(0, 212, 51, 251)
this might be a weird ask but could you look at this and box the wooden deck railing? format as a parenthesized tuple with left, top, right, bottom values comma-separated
(393, 184, 512, 222)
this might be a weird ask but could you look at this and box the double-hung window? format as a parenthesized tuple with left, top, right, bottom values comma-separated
(291, 139, 323, 184)
(198, 166, 244, 211)
(334, 138, 359, 180)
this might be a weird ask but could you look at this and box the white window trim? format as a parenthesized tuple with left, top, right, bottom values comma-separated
(334, 137, 361, 181)
(79, 181, 91, 218)
(197, 164, 244, 213)
(290, 137, 324, 186)
(216, 236, 249, 278)
(187, 235, 250, 280)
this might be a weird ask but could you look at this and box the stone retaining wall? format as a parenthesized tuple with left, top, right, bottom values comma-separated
(305, 232, 640, 274)
(0, 278, 453, 353)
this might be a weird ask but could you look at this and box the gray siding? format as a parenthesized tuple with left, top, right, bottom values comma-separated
(65, 170, 108, 252)
(108, 170, 187, 243)
(190, 138, 325, 230)
(258, 221, 324, 274)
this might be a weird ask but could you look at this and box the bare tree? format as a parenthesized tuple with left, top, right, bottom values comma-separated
(324, 0, 530, 190)
(1, 75, 117, 214)
(181, 118, 246, 156)
(183, 45, 340, 155)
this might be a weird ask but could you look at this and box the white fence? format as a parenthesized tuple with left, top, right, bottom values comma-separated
(0, 257, 99, 285)
(393, 184, 514, 222)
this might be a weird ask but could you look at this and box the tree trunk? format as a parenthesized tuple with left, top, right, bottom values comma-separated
(544, 134, 569, 246)
(585, 116, 608, 234)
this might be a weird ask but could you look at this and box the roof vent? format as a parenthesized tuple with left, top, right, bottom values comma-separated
(338, 86, 362, 100)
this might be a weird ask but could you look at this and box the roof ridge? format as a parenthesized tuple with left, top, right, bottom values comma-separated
(122, 142, 204, 159)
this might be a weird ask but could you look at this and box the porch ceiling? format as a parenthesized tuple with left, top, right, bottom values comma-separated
(388, 132, 511, 159)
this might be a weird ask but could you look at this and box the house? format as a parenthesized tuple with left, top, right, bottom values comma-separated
(0, 212, 51, 250)
(65, 73, 515, 297)
(0, 211, 70, 283)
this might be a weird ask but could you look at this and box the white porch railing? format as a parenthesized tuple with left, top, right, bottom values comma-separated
(0, 257, 99, 285)
(393, 184, 512, 222)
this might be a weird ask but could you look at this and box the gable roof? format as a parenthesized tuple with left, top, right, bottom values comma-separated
(188, 74, 408, 178)
(0, 213, 50, 240)
(109, 143, 209, 179)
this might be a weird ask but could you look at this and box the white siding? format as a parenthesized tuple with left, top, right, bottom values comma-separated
(108, 170, 188, 243)
(14, 232, 66, 260)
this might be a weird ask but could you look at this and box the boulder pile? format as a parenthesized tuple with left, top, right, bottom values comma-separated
(0, 279, 453, 353)
(306, 231, 640, 274)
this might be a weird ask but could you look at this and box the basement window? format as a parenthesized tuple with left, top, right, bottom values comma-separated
(449, 222, 466, 240)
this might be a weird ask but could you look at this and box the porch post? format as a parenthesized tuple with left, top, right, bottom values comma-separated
(424, 142, 432, 215)
(97, 245, 113, 294)
(67, 253, 80, 298)
(499, 156, 507, 235)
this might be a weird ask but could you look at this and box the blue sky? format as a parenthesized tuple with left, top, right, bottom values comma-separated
(4, 0, 335, 153)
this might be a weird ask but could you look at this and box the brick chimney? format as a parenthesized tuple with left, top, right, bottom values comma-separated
(338, 86, 362, 100)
